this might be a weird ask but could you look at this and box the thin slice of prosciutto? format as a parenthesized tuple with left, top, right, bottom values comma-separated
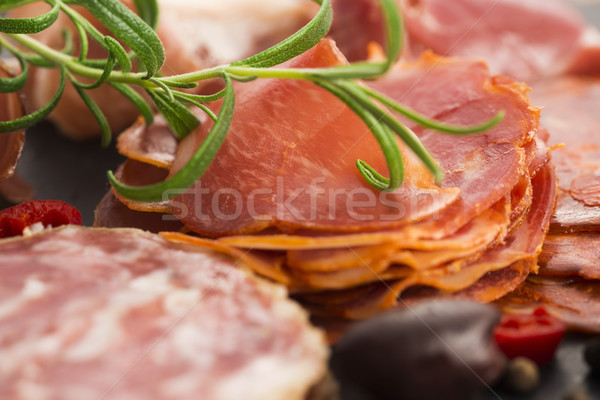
(401, 0, 600, 81)
(494, 75, 600, 333)
(109, 43, 537, 239)
(329, 0, 600, 82)
(528, 75, 600, 232)
(0, 226, 327, 400)
(163, 41, 462, 236)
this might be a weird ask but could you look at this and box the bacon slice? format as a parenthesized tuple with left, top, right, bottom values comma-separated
(401, 0, 600, 81)
(0, 226, 327, 400)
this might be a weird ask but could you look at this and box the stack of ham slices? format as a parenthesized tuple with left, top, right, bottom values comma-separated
(95, 36, 557, 326)
(496, 76, 600, 332)
(330, 0, 600, 332)
(0, 226, 328, 399)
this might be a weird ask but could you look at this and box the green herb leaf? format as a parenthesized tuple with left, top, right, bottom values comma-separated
(73, 53, 116, 90)
(356, 160, 391, 191)
(0, 0, 39, 13)
(59, 28, 74, 55)
(337, 80, 444, 182)
(362, 85, 505, 134)
(316, 79, 404, 190)
(173, 91, 218, 122)
(71, 76, 112, 147)
(0, 66, 66, 133)
(76, 0, 165, 78)
(108, 76, 236, 202)
(147, 89, 200, 139)
(379, 0, 403, 73)
(172, 89, 227, 104)
(0, 53, 28, 93)
(109, 82, 154, 125)
(0, 1, 59, 34)
(231, 0, 332, 68)
(104, 35, 132, 72)
(156, 79, 198, 89)
(133, 0, 159, 29)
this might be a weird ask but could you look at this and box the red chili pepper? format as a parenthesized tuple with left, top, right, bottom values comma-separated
(0, 200, 82, 239)
(494, 307, 566, 366)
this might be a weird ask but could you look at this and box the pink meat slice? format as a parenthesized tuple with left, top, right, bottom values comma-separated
(328, 0, 386, 61)
(401, 0, 600, 81)
(117, 115, 180, 170)
(539, 232, 600, 279)
(0, 226, 327, 400)
(497, 275, 600, 333)
(368, 54, 538, 239)
(169, 40, 461, 236)
(528, 76, 600, 231)
(94, 190, 184, 233)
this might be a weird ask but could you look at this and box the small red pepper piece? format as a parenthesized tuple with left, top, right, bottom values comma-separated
(0, 200, 82, 239)
(494, 307, 566, 366)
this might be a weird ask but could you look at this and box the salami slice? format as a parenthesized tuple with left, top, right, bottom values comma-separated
(0, 226, 327, 400)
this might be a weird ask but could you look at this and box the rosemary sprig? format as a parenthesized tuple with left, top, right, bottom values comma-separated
(0, 0, 503, 201)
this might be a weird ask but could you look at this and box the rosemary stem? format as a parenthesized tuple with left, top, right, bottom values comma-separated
(5, 33, 147, 85)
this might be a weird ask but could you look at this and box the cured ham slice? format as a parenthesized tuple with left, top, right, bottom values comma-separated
(143, 49, 532, 238)
(496, 276, 600, 333)
(9, 0, 317, 139)
(94, 190, 184, 233)
(117, 115, 180, 170)
(0, 226, 328, 400)
(539, 233, 600, 279)
(528, 76, 600, 232)
(401, 259, 534, 305)
(168, 42, 461, 236)
(328, 0, 385, 62)
(495, 75, 600, 333)
(400, 0, 600, 81)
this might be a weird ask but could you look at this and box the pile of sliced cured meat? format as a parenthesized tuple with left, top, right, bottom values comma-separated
(495, 76, 600, 332)
(0, 226, 328, 399)
(95, 35, 555, 333)
(329, 0, 600, 332)
(92, 0, 600, 336)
